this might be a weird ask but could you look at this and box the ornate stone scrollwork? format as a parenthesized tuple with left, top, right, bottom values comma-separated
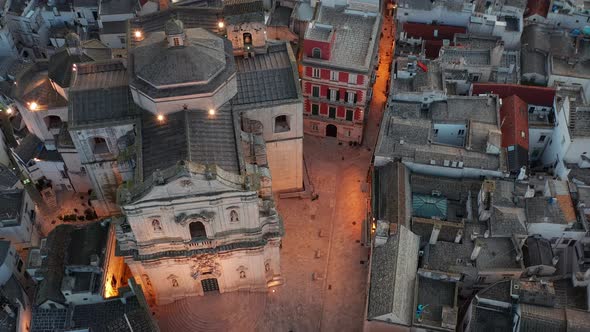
(175, 210, 216, 226)
(190, 253, 222, 280)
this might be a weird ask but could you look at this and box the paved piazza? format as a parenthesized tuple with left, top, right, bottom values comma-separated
(155, 137, 372, 332)
(154, 9, 395, 332)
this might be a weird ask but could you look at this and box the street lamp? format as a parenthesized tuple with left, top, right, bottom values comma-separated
(208, 109, 216, 116)
(157, 114, 165, 122)
(218, 21, 225, 29)
(134, 30, 143, 39)
(29, 102, 38, 110)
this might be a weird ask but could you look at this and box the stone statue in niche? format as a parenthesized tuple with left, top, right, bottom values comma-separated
(230, 210, 239, 222)
(240, 270, 246, 279)
(168, 274, 179, 287)
(152, 219, 162, 231)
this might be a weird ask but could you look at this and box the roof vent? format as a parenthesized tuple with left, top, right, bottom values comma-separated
(444, 160, 450, 167)
(430, 160, 436, 165)
(432, 190, 442, 196)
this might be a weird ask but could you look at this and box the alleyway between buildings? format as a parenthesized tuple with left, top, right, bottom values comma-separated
(154, 10, 395, 332)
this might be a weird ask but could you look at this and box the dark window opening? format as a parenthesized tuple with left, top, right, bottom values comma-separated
(312, 86, 320, 98)
(90, 137, 110, 155)
(243, 33, 252, 48)
(274, 115, 290, 133)
(346, 109, 354, 121)
(312, 104, 319, 115)
(189, 222, 207, 239)
(312, 47, 321, 59)
(328, 107, 336, 119)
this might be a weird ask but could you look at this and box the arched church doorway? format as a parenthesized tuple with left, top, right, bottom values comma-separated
(326, 124, 337, 138)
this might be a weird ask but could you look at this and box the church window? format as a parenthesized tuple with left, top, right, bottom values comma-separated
(171, 278, 178, 287)
(265, 263, 270, 272)
(173, 37, 180, 46)
(312, 47, 321, 59)
(240, 271, 246, 279)
(274, 115, 290, 133)
(189, 221, 207, 239)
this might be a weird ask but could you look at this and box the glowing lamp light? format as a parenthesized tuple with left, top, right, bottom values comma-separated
(29, 102, 38, 110)
(157, 114, 165, 122)
(208, 109, 216, 116)
(72, 64, 77, 71)
(6, 107, 13, 114)
(134, 30, 142, 38)
(218, 21, 225, 29)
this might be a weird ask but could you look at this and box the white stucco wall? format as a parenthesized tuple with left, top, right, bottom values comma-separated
(130, 75, 238, 116)
(396, 4, 473, 26)
(240, 101, 304, 192)
(0, 242, 17, 286)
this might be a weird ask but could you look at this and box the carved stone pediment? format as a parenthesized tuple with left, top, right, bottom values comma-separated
(175, 210, 216, 226)
(190, 253, 221, 279)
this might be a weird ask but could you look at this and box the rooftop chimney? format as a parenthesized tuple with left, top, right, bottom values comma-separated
(471, 241, 483, 261)
(429, 224, 441, 245)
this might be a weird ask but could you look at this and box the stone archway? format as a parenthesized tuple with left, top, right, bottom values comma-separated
(326, 124, 337, 138)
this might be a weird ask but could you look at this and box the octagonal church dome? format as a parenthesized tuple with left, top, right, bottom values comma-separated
(132, 22, 228, 89)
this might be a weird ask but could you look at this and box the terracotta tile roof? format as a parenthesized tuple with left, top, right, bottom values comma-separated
(500, 95, 529, 149)
(472, 83, 556, 107)
(556, 194, 577, 224)
(525, 0, 550, 18)
(402, 22, 466, 59)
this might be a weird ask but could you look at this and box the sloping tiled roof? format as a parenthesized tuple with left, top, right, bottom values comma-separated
(525, 197, 568, 225)
(14, 134, 43, 163)
(128, 6, 223, 48)
(0, 164, 19, 190)
(472, 83, 556, 107)
(48, 41, 112, 89)
(367, 225, 419, 324)
(36, 226, 73, 306)
(0, 190, 23, 222)
(69, 60, 135, 128)
(48, 49, 93, 88)
(71, 296, 157, 332)
(140, 107, 240, 179)
(233, 42, 299, 105)
(223, 0, 265, 25)
(14, 62, 68, 110)
(525, 0, 550, 18)
(523, 236, 554, 267)
(500, 95, 529, 149)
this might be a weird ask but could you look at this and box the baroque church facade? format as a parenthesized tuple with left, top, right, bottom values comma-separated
(68, 6, 302, 305)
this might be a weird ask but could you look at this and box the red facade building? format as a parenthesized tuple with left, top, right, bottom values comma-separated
(300, 5, 380, 143)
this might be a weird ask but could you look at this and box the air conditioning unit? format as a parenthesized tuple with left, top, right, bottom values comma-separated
(451, 161, 458, 168)
(444, 160, 450, 166)
(430, 160, 436, 165)
(432, 190, 442, 196)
